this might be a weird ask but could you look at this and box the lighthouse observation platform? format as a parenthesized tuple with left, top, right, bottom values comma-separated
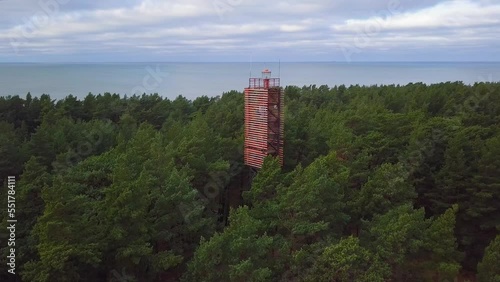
(248, 77, 280, 89)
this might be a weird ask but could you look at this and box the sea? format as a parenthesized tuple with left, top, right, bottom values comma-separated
(1, 62, 499, 100)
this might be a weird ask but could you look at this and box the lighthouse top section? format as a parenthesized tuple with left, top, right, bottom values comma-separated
(248, 69, 280, 89)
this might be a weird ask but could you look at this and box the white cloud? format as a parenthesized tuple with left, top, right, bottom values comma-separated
(332, 0, 500, 32)
(326, 0, 500, 56)
(280, 24, 308, 32)
(0, 0, 498, 61)
(274, 2, 324, 14)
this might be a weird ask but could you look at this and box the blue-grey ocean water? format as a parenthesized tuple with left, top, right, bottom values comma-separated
(1, 62, 499, 100)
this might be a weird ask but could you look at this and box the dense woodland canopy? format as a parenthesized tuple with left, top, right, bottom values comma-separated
(1, 81, 500, 282)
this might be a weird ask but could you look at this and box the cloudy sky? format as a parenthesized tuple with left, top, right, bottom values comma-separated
(0, 0, 499, 62)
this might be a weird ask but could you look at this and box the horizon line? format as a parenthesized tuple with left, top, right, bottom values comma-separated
(1, 60, 499, 64)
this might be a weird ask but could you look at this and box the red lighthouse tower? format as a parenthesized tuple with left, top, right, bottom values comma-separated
(244, 69, 284, 169)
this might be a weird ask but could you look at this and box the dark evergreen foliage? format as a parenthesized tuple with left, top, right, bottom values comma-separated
(1, 82, 499, 281)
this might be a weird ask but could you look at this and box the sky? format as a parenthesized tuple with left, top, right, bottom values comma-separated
(0, 0, 499, 62)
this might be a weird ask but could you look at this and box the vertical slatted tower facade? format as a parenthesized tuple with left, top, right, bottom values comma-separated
(244, 69, 284, 169)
